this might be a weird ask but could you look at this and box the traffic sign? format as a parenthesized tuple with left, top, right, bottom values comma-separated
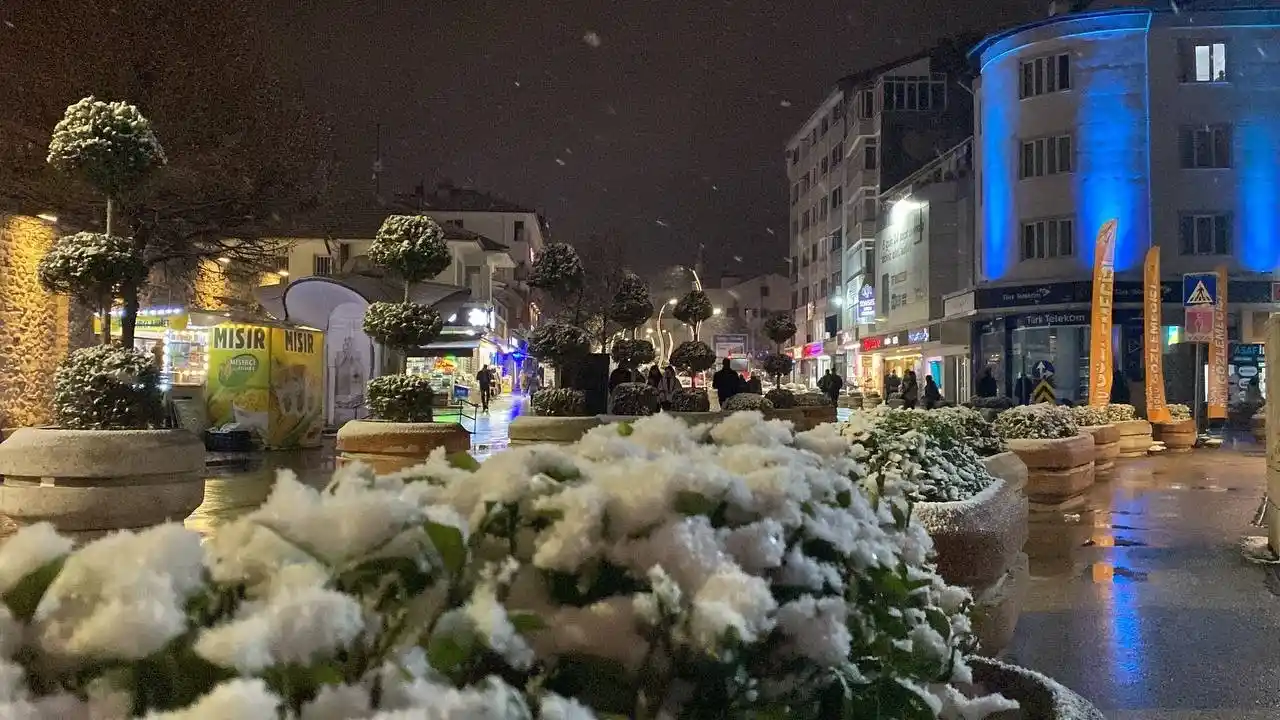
(1185, 305, 1213, 343)
(1033, 360, 1055, 378)
(1183, 273, 1218, 306)
(1032, 380, 1056, 404)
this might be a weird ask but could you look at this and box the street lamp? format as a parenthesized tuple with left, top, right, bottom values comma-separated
(654, 298, 679, 360)
(712, 307, 723, 316)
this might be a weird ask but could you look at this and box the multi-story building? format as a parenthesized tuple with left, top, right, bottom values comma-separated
(786, 38, 975, 386)
(960, 2, 1280, 404)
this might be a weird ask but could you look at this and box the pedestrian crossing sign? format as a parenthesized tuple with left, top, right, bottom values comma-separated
(1182, 273, 1218, 306)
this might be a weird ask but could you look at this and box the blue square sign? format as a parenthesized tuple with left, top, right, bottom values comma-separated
(1182, 273, 1218, 306)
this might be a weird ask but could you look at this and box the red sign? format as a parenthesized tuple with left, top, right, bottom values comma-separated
(801, 342, 824, 358)
(860, 337, 883, 352)
(1185, 305, 1213, 343)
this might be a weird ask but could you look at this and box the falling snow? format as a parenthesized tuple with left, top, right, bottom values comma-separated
(583, 31, 602, 47)
(655, 219, 669, 228)
(779, 100, 792, 107)
(555, 158, 566, 166)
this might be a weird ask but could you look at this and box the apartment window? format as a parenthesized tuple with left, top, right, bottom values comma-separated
(864, 139, 878, 171)
(1188, 42, 1228, 82)
(864, 247, 875, 270)
(312, 254, 334, 277)
(831, 228, 843, 252)
(863, 198, 878, 224)
(821, 117, 830, 136)
(1180, 125, 1232, 168)
(819, 201, 828, 222)
(801, 210, 810, 230)
(791, 219, 799, 237)
(1020, 218, 1075, 260)
(882, 75, 947, 112)
(830, 186, 843, 209)
(761, 285, 770, 297)
(831, 271, 841, 289)
(1019, 135, 1073, 178)
(856, 90, 875, 119)
(831, 142, 843, 166)
(821, 157, 829, 175)
(1019, 53, 1071, 98)
(820, 279, 828, 297)
(1179, 213, 1231, 255)
(513, 220, 525, 244)
(800, 286, 810, 305)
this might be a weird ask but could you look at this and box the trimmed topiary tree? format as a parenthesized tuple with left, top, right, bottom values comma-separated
(765, 387, 796, 409)
(762, 312, 798, 387)
(610, 338, 656, 370)
(610, 382, 661, 416)
(669, 339, 716, 388)
(672, 289, 713, 341)
(361, 215, 450, 422)
(608, 272, 654, 335)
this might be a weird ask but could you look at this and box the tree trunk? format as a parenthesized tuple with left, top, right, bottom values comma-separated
(120, 281, 140, 348)
(98, 298, 111, 345)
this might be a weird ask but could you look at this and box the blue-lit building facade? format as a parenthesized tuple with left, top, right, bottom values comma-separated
(953, 4, 1280, 404)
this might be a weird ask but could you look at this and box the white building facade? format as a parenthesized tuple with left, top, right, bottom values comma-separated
(963, 3, 1280, 404)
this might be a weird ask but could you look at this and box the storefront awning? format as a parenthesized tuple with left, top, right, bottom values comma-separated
(254, 274, 471, 330)
(419, 338, 481, 353)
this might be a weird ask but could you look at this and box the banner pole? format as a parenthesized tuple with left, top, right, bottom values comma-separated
(1194, 342, 1203, 433)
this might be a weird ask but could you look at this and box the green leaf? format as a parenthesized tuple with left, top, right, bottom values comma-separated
(339, 557, 433, 599)
(545, 655, 635, 715)
(508, 610, 547, 634)
(446, 452, 480, 472)
(3, 557, 65, 621)
(425, 521, 467, 575)
(616, 421, 634, 437)
(673, 490, 719, 517)
(427, 630, 474, 673)
(836, 489, 852, 508)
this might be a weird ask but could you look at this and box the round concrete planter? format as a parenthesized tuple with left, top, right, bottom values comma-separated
(797, 405, 837, 430)
(1005, 433, 1095, 504)
(1253, 411, 1266, 443)
(837, 394, 863, 409)
(508, 415, 601, 446)
(762, 406, 806, 428)
(0, 428, 205, 538)
(1154, 418, 1196, 452)
(1115, 419, 1154, 458)
(964, 656, 1106, 719)
(914, 454, 1029, 656)
(336, 420, 470, 473)
(1079, 424, 1120, 476)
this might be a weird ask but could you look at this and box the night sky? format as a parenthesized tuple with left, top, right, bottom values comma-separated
(267, 0, 1039, 280)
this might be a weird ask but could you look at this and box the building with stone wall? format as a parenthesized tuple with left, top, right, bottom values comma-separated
(0, 215, 69, 428)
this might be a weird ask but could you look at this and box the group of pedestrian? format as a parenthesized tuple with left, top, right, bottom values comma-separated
(609, 363, 686, 409)
(883, 368, 942, 409)
(712, 358, 765, 406)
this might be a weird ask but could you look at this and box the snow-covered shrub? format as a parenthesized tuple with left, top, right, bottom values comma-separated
(669, 387, 710, 412)
(933, 405, 1007, 457)
(37, 232, 145, 304)
(53, 345, 162, 429)
(46, 97, 166, 195)
(362, 301, 443, 348)
(668, 340, 716, 375)
(968, 396, 1014, 410)
(609, 338, 655, 369)
(795, 392, 831, 407)
(840, 408, 998, 502)
(1167, 403, 1192, 422)
(531, 388, 586, 417)
(722, 393, 774, 412)
(762, 353, 794, 383)
(529, 322, 592, 369)
(1105, 403, 1137, 423)
(672, 289, 713, 331)
(368, 215, 450, 283)
(607, 273, 654, 331)
(764, 388, 796, 409)
(0, 413, 1019, 718)
(529, 242, 585, 296)
(366, 374, 435, 422)
(763, 313, 797, 346)
(1070, 405, 1109, 427)
(993, 404, 1079, 440)
(610, 382, 660, 416)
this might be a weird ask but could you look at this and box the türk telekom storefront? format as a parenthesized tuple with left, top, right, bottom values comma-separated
(950, 279, 1280, 408)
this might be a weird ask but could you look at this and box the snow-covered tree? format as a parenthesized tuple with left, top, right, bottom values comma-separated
(608, 272, 654, 335)
(673, 290, 713, 341)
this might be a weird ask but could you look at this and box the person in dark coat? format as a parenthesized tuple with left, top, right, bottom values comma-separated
(646, 365, 662, 388)
(923, 375, 942, 409)
(901, 370, 920, 409)
(745, 373, 764, 395)
(885, 370, 901, 396)
(976, 367, 998, 398)
(712, 358, 743, 405)
(817, 368, 844, 406)
(1110, 369, 1131, 404)
(477, 365, 494, 412)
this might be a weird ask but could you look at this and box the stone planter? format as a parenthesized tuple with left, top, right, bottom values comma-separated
(762, 407, 806, 428)
(964, 657, 1106, 719)
(508, 415, 601, 446)
(914, 452, 1028, 655)
(0, 428, 206, 538)
(861, 393, 883, 409)
(837, 394, 863, 409)
(1252, 411, 1265, 443)
(1115, 419, 1153, 458)
(1079, 424, 1120, 476)
(336, 420, 470, 473)
(1005, 433, 1095, 504)
(798, 405, 837, 430)
(1154, 418, 1196, 452)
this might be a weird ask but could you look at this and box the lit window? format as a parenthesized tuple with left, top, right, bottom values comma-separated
(1192, 42, 1227, 82)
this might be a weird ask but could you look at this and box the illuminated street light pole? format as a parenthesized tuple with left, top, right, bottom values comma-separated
(654, 298, 678, 360)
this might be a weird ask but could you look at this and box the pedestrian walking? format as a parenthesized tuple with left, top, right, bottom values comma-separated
(923, 375, 942, 409)
(976, 367, 998, 398)
(658, 365, 681, 409)
(901, 370, 919, 409)
(477, 364, 494, 412)
(817, 368, 843, 406)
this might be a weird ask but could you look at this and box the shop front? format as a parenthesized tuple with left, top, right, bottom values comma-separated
(790, 341, 827, 388)
(856, 322, 970, 401)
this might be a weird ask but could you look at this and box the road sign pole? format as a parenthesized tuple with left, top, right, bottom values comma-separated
(1194, 342, 1202, 433)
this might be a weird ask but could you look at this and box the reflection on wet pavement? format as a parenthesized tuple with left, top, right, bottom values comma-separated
(1012, 446, 1280, 718)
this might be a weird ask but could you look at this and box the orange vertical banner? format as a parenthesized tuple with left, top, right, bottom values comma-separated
(1207, 265, 1229, 419)
(1143, 247, 1171, 423)
(1088, 219, 1119, 407)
